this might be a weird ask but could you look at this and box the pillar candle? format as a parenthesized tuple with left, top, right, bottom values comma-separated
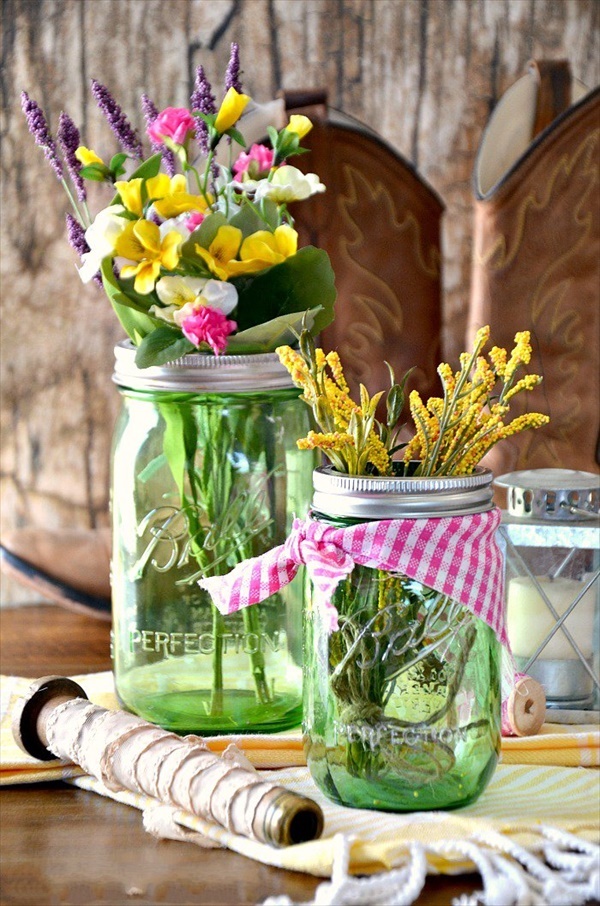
(507, 575, 597, 660)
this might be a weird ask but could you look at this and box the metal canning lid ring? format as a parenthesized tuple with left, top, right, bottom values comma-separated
(112, 340, 296, 393)
(311, 464, 495, 519)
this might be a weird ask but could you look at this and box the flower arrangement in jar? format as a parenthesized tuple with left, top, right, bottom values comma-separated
(202, 327, 549, 807)
(21, 46, 335, 734)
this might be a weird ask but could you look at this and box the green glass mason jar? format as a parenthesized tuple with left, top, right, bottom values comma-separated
(304, 466, 501, 811)
(111, 341, 314, 734)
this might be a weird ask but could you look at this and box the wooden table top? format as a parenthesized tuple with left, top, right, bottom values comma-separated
(0, 603, 486, 905)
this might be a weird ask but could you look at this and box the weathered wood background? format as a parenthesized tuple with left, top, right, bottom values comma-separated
(2, 0, 599, 603)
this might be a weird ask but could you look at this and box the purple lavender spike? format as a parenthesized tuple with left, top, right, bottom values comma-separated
(191, 65, 216, 156)
(191, 65, 216, 113)
(225, 43, 243, 93)
(21, 91, 63, 181)
(141, 93, 175, 176)
(91, 79, 143, 159)
(66, 213, 102, 286)
(57, 112, 86, 202)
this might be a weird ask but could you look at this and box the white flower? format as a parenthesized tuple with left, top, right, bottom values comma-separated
(78, 204, 127, 283)
(156, 275, 208, 308)
(150, 276, 238, 325)
(157, 215, 193, 244)
(196, 279, 238, 315)
(253, 166, 326, 204)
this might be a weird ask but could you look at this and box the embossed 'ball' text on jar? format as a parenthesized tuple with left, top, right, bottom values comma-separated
(111, 341, 315, 734)
(304, 466, 502, 811)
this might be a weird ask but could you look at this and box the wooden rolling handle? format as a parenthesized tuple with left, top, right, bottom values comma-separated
(12, 676, 323, 848)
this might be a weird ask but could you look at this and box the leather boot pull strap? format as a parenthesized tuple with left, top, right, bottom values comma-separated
(528, 59, 572, 138)
(278, 88, 328, 117)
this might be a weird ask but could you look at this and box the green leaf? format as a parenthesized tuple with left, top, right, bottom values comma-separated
(134, 326, 195, 368)
(194, 111, 216, 127)
(260, 199, 281, 229)
(231, 246, 336, 334)
(226, 309, 321, 354)
(226, 126, 246, 148)
(109, 152, 128, 172)
(109, 152, 162, 206)
(100, 259, 160, 342)
(188, 211, 228, 251)
(228, 204, 270, 238)
(79, 163, 110, 182)
(159, 402, 198, 500)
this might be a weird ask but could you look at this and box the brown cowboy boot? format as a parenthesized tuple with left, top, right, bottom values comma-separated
(283, 89, 444, 411)
(1, 527, 112, 620)
(468, 60, 600, 478)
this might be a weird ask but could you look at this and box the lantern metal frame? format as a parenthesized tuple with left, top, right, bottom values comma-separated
(496, 470, 600, 721)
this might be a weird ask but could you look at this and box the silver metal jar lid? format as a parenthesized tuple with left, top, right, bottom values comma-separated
(494, 468, 600, 522)
(113, 340, 296, 392)
(311, 465, 494, 519)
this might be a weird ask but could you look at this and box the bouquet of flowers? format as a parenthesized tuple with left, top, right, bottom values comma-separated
(276, 325, 549, 476)
(21, 47, 334, 732)
(21, 43, 335, 366)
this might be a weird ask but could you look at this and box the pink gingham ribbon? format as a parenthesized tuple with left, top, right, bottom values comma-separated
(200, 508, 507, 644)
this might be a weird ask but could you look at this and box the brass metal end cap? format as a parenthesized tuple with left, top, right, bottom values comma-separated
(255, 788, 324, 847)
(11, 675, 88, 761)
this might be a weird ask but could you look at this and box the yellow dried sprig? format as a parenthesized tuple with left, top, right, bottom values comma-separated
(325, 350, 349, 393)
(277, 340, 393, 475)
(488, 345, 507, 378)
(505, 330, 532, 379)
(502, 373, 542, 403)
(278, 324, 548, 479)
(297, 430, 354, 451)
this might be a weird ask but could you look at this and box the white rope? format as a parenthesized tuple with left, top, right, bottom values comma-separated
(261, 827, 600, 906)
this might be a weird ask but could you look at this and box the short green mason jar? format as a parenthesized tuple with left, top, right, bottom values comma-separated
(304, 466, 501, 811)
(111, 341, 314, 735)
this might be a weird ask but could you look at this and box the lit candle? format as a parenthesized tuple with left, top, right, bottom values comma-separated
(507, 576, 597, 660)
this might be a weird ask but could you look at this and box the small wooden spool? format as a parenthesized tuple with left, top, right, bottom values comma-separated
(506, 675, 546, 737)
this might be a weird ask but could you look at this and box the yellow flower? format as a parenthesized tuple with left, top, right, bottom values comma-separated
(502, 373, 543, 402)
(276, 346, 310, 386)
(75, 146, 104, 166)
(505, 331, 533, 381)
(227, 225, 298, 275)
(437, 363, 455, 397)
(114, 178, 144, 216)
(115, 220, 181, 294)
(214, 87, 251, 134)
(195, 225, 243, 280)
(365, 436, 392, 475)
(488, 345, 507, 378)
(286, 115, 313, 138)
(147, 174, 208, 219)
(325, 351, 349, 393)
(297, 430, 354, 452)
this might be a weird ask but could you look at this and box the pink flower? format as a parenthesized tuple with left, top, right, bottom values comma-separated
(186, 210, 205, 232)
(147, 107, 196, 146)
(181, 306, 237, 355)
(233, 143, 274, 180)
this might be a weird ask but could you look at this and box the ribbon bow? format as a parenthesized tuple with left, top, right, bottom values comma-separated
(199, 509, 507, 642)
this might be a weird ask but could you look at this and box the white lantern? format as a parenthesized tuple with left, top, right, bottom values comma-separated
(496, 469, 599, 719)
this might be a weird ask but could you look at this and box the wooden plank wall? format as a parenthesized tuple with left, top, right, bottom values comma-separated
(1, 0, 598, 603)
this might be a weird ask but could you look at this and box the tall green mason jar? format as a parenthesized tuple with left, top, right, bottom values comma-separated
(304, 466, 501, 811)
(111, 341, 314, 734)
